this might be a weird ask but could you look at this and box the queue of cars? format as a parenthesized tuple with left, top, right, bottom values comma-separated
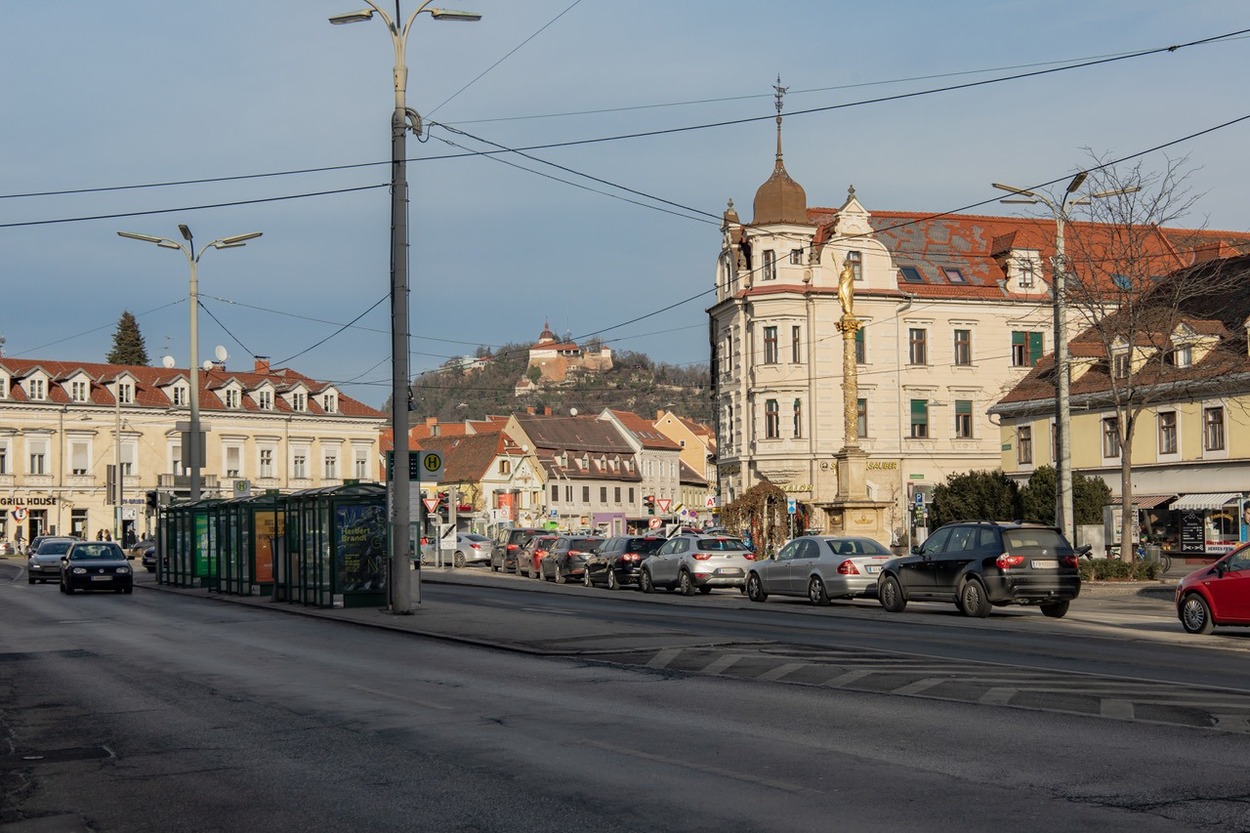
(25, 538, 135, 594)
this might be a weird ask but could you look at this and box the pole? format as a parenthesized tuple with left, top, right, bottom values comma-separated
(115, 386, 123, 540)
(1054, 214, 1074, 543)
(189, 252, 202, 503)
(390, 31, 414, 613)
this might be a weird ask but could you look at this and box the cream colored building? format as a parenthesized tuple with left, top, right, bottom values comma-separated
(0, 356, 385, 544)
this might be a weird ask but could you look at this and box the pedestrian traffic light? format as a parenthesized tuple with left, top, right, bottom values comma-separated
(145, 490, 159, 510)
(644, 495, 656, 515)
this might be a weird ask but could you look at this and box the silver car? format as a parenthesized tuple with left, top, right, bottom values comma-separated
(27, 536, 80, 584)
(453, 533, 492, 568)
(746, 535, 893, 605)
(639, 534, 756, 595)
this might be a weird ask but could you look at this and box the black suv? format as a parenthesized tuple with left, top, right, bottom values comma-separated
(582, 535, 666, 589)
(876, 521, 1080, 618)
(490, 527, 545, 573)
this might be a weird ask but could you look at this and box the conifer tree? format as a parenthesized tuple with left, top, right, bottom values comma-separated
(106, 311, 149, 366)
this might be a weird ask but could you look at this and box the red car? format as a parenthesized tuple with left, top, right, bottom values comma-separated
(1176, 544, 1250, 634)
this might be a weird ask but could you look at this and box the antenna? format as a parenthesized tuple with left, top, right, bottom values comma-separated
(214, 345, 228, 363)
(161, 355, 175, 368)
(202, 360, 214, 372)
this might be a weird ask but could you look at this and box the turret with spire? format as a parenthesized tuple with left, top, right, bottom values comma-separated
(752, 75, 808, 225)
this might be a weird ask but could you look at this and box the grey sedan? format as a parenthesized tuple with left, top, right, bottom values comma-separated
(745, 535, 893, 605)
(26, 536, 79, 584)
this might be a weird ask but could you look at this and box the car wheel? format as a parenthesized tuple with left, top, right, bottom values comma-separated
(533, 563, 544, 579)
(1040, 600, 1070, 618)
(1180, 593, 1215, 635)
(490, 560, 500, 573)
(605, 570, 619, 591)
(123, 585, 133, 595)
(746, 572, 768, 603)
(807, 576, 831, 606)
(453, 551, 466, 569)
(959, 579, 992, 618)
(583, 570, 593, 588)
(639, 569, 654, 594)
(554, 568, 565, 585)
(677, 570, 696, 596)
(878, 575, 906, 612)
(27, 576, 35, 585)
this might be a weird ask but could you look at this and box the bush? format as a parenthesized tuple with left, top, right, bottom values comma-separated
(1078, 558, 1163, 582)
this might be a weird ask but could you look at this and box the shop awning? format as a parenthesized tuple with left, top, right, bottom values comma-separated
(1171, 492, 1243, 511)
(1107, 494, 1176, 509)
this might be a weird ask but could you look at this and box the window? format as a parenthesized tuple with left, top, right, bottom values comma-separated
(792, 398, 802, 439)
(28, 444, 47, 475)
(70, 380, 89, 402)
(955, 400, 973, 438)
(0, 377, 6, 398)
(725, 404, 734, 448)
(323, 393, 337, 413)
(70, 440, 89, 476)
(1204, 406, 1225, 451)
(910, 399, 929, 439)
(1019, 261, 1036, 288)
(1112, 353, 1130, 379)
(563, 485, 571, 502)
(172, 386, 187, 406)
(1158, 411, 1177, 455)
(789, 248, 803, 265)
(1017, 426, 1033, 465)
(225, 446, 241, 478)
(498, 459, 511, 475)
(258, 390, 273, 410)
(117, 382, 133, 404)
(0, 445, 7, 474)
(943, 267, 966, 283)
(848, 250, 863, 281)
(324, 450, 338, 479)
(551, 484, 558, 503)
(761, 249, 776, 281)
(292, 392, 306, 412)
(856, 399, 868, 439)
(764, 399, 780, 439)
(292, 453, 308, 479)
(855, 328, 865, 364)
(629, 487, 635, 504)
(259, 448, 274, 478)
(908, 328, 927, 365)
(614, 486, 621, 503)
(28, 378, 46, 400)
(900, 266, 924, 283)
(354, 449, 369, 479)
(1012, 331, 1044, 367)
(120, 442, 134, 476)
(953, 329, 972, 366)
(224, 388, 240, 408)
(575, 485, 585, 503)
(791, 325, 802, 364)
(599, 486, 607, 503)
(763, 326, 778, 364)
(1102, 417, 1121, 458)
(1169, 346, 1192, 368)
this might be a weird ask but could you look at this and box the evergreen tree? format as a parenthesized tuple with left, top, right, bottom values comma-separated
(106, 311, 149, 366)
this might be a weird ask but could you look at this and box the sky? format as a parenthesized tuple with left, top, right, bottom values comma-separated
(3, 1, 1249, 411)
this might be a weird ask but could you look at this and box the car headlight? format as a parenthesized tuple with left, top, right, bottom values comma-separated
(71, 567, 87, 575)
(116, 566, 131, 575)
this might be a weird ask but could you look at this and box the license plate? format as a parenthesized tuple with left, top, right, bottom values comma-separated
(90, 575, 112, 582)
(864, 565, 879, 574)
(714, 568, 743, 576)
(1030, 561, 1057, 569)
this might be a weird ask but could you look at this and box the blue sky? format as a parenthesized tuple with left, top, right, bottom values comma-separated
(3, 1, 1248, 409)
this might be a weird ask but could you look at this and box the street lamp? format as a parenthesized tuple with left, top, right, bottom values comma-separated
(992, 175, 1138, 542)
(330, 1, 480, 615)
(118, 227, 262, 503)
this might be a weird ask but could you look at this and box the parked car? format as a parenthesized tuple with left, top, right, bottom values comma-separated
(876, 521, 1080, 618)
(27, 536, 79, 584)
(1176, 543, 1250, 634)
(745, 535, 893, 605)
(60, 541, 133, 594)
(639, 534, 756, 595)
(453, 533, 492, 568)
(141, 543, 158, 573)
(583, 535, 666, 589)
(538, 536, 604, 583)
(520, 534, 560, 579)
(490, 527, 545, 573)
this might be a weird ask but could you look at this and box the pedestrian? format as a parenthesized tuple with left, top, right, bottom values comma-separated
(96, 529, 105, 541)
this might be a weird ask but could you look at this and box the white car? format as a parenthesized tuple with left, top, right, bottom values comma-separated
(746, 535, 893, 605)
(453, 533, 492, 568)
(638, 534, 756, 595)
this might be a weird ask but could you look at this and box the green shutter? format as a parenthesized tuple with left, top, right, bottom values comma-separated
(1029, 332, 1043, 366)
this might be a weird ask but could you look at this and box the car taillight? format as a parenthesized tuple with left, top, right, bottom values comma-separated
(743, 553, 755, 560)
(836, 559, 859, 575)
(471, 543, 482, 550)
(1059, 555, 1078, 568)
(692, 553, 712, 560)
(623, 553, 640, 561)
(506, 544, 518, 551)
(996, 553, 1026, 569)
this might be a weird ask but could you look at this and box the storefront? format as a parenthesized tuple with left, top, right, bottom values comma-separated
(1172, 492, 1245, 557)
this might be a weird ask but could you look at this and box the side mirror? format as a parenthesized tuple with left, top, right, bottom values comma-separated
(1215, 561, 1228, 577)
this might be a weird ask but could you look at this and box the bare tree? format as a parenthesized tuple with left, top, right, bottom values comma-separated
(1063, 153, 1239, 558)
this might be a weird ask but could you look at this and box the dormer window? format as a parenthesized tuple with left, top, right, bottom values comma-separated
(258, 390, 273, 410)
(1112, 353, 1130, 379)
(117, 382, 133, 404)
(848, 250, 863, 281)
(1019, 261, 1035, 288)
(224, 388, 240, 409)
(0, 377, 6, 398)
(172, 386, 188, 407)
(1168, 346, 1193, 368)
(292, 392, 306, 412)
(28, 378, 46, 400)
(70, 380, 90, 402)
(900, 266, 924, 284)
(323, 393, 337, 413)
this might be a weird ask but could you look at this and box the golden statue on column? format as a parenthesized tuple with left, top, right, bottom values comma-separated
(835, 257, 861, 451)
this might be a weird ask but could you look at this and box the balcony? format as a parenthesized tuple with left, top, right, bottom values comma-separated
(157, 473, 220, 490)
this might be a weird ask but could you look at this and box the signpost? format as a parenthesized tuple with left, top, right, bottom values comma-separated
(657, 497, 672, 514)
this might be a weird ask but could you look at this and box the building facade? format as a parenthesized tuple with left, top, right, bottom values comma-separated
(0, 357, 385, 544)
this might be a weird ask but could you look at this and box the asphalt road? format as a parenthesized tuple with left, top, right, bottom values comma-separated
(1, 561, 1247, 832)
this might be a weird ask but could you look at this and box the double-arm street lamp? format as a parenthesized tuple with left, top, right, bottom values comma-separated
(118, 226, 262, 502)
(992, 175, 1137, 542)
(330, 2, 480, 614)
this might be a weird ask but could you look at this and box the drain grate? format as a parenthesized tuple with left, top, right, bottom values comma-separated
(0, 746, 114, 770)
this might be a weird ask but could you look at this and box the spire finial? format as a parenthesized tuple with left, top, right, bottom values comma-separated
(773, 74, 788, 163)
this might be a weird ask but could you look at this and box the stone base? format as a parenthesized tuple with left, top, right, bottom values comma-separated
(821, 499, 893, 546)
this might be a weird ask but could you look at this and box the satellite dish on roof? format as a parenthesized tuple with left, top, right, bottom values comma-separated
(569, 408, 578, 416)
(202, 360, 214, 371)
(214, 345, 228, 362)
(161, 355, 175, 368)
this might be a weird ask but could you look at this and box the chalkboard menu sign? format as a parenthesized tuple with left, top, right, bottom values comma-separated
(1179, 511, 1205, 554)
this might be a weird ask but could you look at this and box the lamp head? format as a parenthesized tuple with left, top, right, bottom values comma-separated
(329, 9, 374, 24)
(429, 8, 482, 20)
(117, 231, 165, 245)
(1065, 172, 1088, 195)
(217, 231, 263, 247)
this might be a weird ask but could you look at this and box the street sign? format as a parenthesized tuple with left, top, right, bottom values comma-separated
(786, 498, 796, 515)
(233, 478, 251, 497)
(548, 508, 558, 519)
(657, 498, 672, 513)
(648, 517, 662, 530)
(705, 494, 717, 509)
(915, 491, 925, 507)
(386, 450, 444, 482)
(423, 498, 438, 514)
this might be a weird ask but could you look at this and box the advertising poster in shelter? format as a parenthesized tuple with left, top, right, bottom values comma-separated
(254, 510, 283, 584)
(336, 503, 387, 593)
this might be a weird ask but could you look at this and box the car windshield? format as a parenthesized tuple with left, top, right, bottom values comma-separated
(35, 541, 73, 555)
(70, 544, 124, 560)
(695, 537, 749, 551)
(625, 538, 665, 554)
(1003, 529, 1071, 553)
(821, 538, 891, 556)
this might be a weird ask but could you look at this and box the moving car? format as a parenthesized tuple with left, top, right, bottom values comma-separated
(1176, 543, 1250, 634)
(490, 527, 545, 573)
(876, 521, 1080, 618)
(453, 532, 492, 568)
(538, 536, 604, 583)
(27, 536, 79, 584)
(583, 535, 666, 589)
(745, 535, 893, 605)
(639, 534, 756, 595)
(60, 541, 134, 594)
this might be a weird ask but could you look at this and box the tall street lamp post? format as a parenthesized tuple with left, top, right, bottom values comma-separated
(118, 227, 262, 502)
(330, 2, 480, 614)
(992, 175, 1137, 542)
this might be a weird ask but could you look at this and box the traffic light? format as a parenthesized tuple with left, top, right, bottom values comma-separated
(145, 490, 159, 510)
(644, 495, 656, 515)
(437, 491, 450, 517)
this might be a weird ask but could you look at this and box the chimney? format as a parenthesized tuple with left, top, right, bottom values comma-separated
(656, 410, 663, 420)
(543, 406, 552, 416)
(254, 356, 270, 373)
(526, 406, 535, 415)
